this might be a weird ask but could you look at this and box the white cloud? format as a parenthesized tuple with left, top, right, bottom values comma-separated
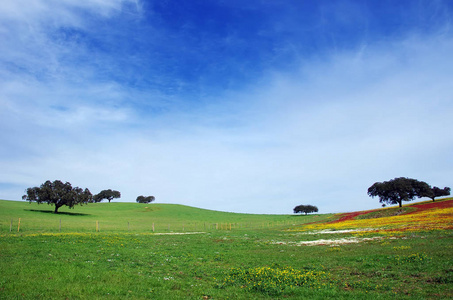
(0, 0, 138, 23)
(0, 2, 452, 214)
(0, 0, 141, 85)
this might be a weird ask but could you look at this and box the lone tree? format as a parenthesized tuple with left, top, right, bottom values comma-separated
(294, 204, 318, 215)
(428, 186, 451, 201)
(367, 177, 431, 208)
(22, 180, 92, 213)
(136, 195, 155, 204)
(93, 189, 121, 203)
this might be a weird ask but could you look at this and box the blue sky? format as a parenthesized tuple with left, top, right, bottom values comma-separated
(1, 0, 452, 214)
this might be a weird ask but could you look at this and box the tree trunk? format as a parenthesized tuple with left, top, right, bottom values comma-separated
(54, 204, 62, 214)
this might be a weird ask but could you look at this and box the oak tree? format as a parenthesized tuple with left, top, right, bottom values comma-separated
(428, 186, 451, 201)
(94, 189, 121, 203)
(367, 177, 431, 208)
(22, 180, 92, 213)
(136, 195, 155, 204)
(293, 204, 318, 215)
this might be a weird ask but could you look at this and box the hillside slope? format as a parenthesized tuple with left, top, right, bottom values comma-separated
(0, 200, 330, 233)
(294, 197, 453, 233)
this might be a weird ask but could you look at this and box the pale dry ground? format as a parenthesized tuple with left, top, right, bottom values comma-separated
(298, 229, 378, 234)
(277, 236, 384, 246)
(270, 228, 404, 246)
(153, 232, 206, 235)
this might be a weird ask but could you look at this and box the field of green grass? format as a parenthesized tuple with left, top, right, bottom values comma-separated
(0, 200, 322, 233)
(1, 199, 452, 299)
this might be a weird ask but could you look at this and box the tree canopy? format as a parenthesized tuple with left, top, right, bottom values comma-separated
(293, 204, 318, 215)
(93, 189, 121, 203)
(428, 186, 451, 201)
(367, 177, 431, 208)
(22, 180, 92, 213)
(136, 195, 155, 204)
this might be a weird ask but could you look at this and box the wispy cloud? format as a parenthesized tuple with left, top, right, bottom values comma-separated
(1, 1, 452, 214)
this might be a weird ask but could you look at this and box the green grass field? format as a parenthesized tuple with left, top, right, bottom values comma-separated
(0, 200, 326, 233)
(1, 199, 452, 299)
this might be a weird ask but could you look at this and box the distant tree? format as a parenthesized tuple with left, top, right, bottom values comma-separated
(94, 189, 121, 203)
(22, 180, 92, 213)
(136, 195, 155, 204)
(294, 204, 318, 215)
(367, 177, 432, 208)
(428, 186, 451, 201)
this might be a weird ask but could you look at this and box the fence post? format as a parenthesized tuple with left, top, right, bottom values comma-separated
(152, 223, 155, 232)
(17, 218, 21, 232)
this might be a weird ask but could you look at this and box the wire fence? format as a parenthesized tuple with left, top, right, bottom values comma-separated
(1, 217, 297, 234)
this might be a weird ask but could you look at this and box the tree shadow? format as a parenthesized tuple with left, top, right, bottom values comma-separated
(25, 209, 90, 216)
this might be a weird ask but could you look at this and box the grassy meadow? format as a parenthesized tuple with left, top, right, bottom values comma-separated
(0, 200, 315, 233)
(1, 198, 452, 299)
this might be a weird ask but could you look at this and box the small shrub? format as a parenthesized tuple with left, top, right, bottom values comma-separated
(393, 253, 431, 265)
(220, 266, 333, 296)
(393, 246, 411, 250)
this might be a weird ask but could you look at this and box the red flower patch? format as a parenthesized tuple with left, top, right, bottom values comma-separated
(328, 210, 376, 224)
(406, 199, 453, 215)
